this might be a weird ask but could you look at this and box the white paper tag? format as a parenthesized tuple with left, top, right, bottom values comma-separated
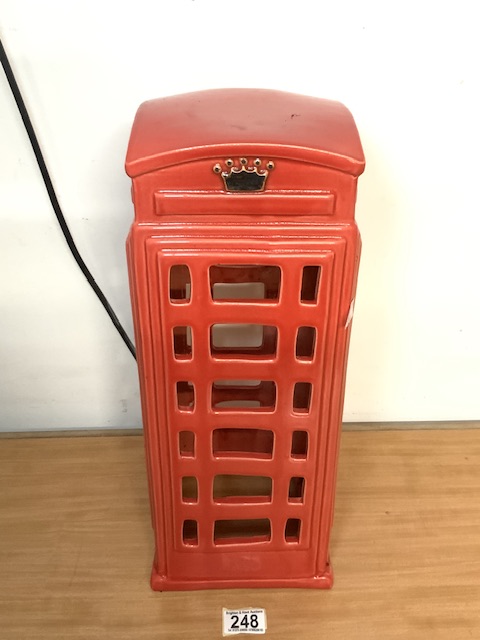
(222, 608, 267, 635)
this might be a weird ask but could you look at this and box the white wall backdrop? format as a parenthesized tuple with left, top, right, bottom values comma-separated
(1, 1, 479, 431)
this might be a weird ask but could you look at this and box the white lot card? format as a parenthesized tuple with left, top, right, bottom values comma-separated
(222, 608, 267, 635)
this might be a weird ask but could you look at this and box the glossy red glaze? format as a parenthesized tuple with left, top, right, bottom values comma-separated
(125, 89, 364, 591)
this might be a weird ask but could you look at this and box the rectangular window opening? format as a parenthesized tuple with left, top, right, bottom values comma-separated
(285, 518, 301, 543)
(211, 324, 277, 357)
(300, 266, 320, 303)
(214, 519, 271, 545)
(288, 477, 305, 503)
(210, 264, 280, 302)
(182, 520, 198, 546)
(295, 326, 316, 360)
(291, 431, 308, 459)
(177, 381, 195, 411)
(179, 431, 195, 457)
(170, 265, 191, 303)
(212, 380, 276, 411)
(293, 382, 312, 413)
(173, 326, 192, 359)
(213, 282, 265, 300)
(213, 475, 272, 503)
(212, 428, 274, 459)
(182, 476, 198, 503)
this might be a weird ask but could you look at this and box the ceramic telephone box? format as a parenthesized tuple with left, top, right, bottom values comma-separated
(125, 89, 364, 590)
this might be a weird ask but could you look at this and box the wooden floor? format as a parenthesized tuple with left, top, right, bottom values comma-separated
(1, 428, 480, 639)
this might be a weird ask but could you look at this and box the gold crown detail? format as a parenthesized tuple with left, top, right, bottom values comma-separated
(213, 158, 275, 192)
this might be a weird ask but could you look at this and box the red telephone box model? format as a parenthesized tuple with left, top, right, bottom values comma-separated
(125, 89, 364, 590)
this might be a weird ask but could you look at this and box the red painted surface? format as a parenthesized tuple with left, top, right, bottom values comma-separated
(125, 89, 364, 591)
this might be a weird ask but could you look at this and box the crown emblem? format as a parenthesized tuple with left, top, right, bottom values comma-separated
(213, 157, 275, 192)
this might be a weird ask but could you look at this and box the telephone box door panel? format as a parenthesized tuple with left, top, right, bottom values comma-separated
(142, 234, 349, 587)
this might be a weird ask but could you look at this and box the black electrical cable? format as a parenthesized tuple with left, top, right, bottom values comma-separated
(0, 38, 136, 360)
